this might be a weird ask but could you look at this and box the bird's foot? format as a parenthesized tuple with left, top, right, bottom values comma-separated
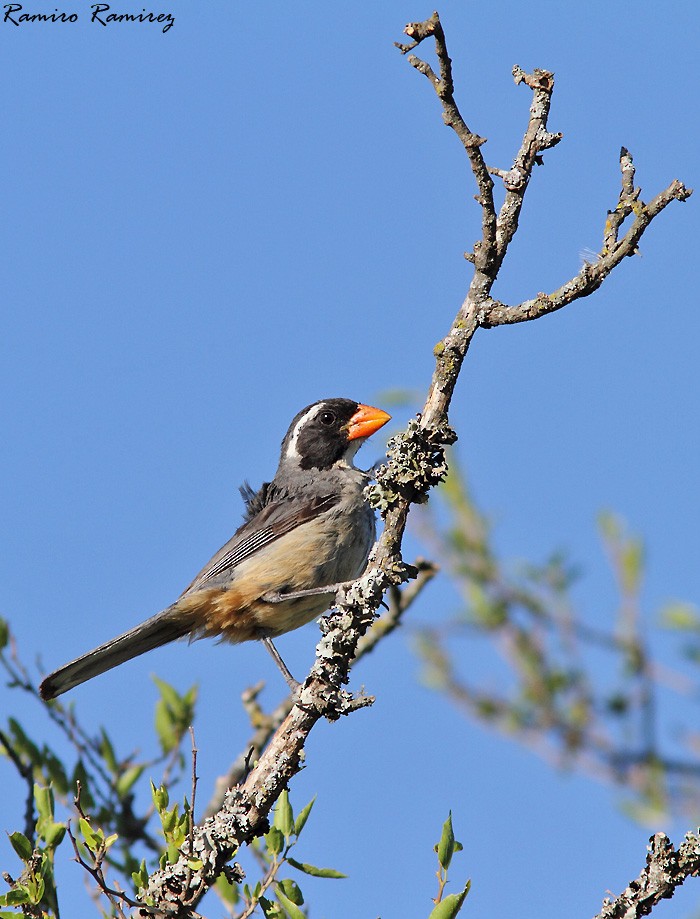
(262, 581, 355, 604)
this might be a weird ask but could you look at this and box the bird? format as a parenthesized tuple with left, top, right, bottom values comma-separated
(39, 398, 391, 701)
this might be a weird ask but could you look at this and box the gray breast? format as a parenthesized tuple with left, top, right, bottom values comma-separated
(312, 478, 376, 586)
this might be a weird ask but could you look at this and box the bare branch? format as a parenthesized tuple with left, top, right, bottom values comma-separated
(480, 166, 691, 327)
(603, 146, 640, 253)
(184, 726, 199, 897)
(496, 66, 562, 258)
(596, 832, 700, 919)
(396, 12, 497, 267)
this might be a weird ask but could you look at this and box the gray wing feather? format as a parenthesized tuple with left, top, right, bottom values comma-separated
(39, 490, 340, 700)
(181, 492, 339, 595)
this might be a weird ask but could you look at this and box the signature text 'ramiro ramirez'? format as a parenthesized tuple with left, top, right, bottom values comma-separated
(3, 3, 175, 33)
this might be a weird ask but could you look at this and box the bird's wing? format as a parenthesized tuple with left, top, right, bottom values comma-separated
(180, 491, 339, 595)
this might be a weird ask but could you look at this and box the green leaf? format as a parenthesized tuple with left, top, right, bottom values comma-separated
(78, 817, 102, 850)
(116, 764, 145, 798)
(428, 881, 471, 919)
(0, 617, 9, 650)
(166, 843, 179, 864)
(152, 676, 198, 753)
(161, 807, 178, 835)
(275, 886, 306, 919)
(151, 782, 169, 813)
(8, 831, 33, 861)
(286, 857, 346, 879)
(620, 538, 644, 594)
(29, 876, 45, 905)
(154, 698, 177, 754)
(660, 602, 700, 632)
(7, 720, 40, 766)
(619, 798, 667, 825)
(152, 675, 184, 712)
(131, 859, 149, 893)
(214, 873, 239, 906)
(4, 887, 30, 905)
(98, 729, 119, 775)
(277, 878, 303, 905)
(273, 790, 294, 838)
(293, 797, 315, 837)
(437, 812, 455, 871)
(265, 826, 285, 857)
(34, 784, 54, 822)
(183, 684, 198, 709)
(259, 895, 280, 918)
(42, 752, 69, 796)
(42, 822, 66, 848)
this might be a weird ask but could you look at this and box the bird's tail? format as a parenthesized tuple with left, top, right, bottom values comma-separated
(39, 607, 191, 701)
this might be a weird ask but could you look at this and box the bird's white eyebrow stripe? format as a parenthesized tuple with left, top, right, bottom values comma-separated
(285, 403, 326, 459)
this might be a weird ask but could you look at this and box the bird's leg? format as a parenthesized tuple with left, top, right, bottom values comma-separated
(261, 636, 300, 693)
(262, 581, 356, 604)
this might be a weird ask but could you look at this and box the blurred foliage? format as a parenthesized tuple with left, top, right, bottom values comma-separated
(414, 450, 700, 822)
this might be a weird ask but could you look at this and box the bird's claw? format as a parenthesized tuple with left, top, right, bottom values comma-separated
(262, 590, 284, 604)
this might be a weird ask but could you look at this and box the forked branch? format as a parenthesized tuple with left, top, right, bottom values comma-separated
(480, 155, 690, 326)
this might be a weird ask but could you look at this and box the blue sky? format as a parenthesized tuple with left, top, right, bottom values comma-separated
(1, 2, 698, 917)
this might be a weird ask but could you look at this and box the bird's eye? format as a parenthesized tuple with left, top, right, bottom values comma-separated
(319, 411, 336, 426)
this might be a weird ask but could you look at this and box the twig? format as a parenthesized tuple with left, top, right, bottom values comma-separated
(182, 726, 199, 900)
(67, 826, 134, 918)
(479, 154, 691, 327)
(236, 848, 285, 919)
(496, 65, 562, 259)
(603, 146, 640, 254)
(188, 726, 198, 848)
(396, 12, 496, 268)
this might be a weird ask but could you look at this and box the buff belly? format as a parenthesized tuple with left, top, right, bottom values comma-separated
(174, 508, 374, 643)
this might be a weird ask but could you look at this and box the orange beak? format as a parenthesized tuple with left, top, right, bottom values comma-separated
(346, 403, 391, 441)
